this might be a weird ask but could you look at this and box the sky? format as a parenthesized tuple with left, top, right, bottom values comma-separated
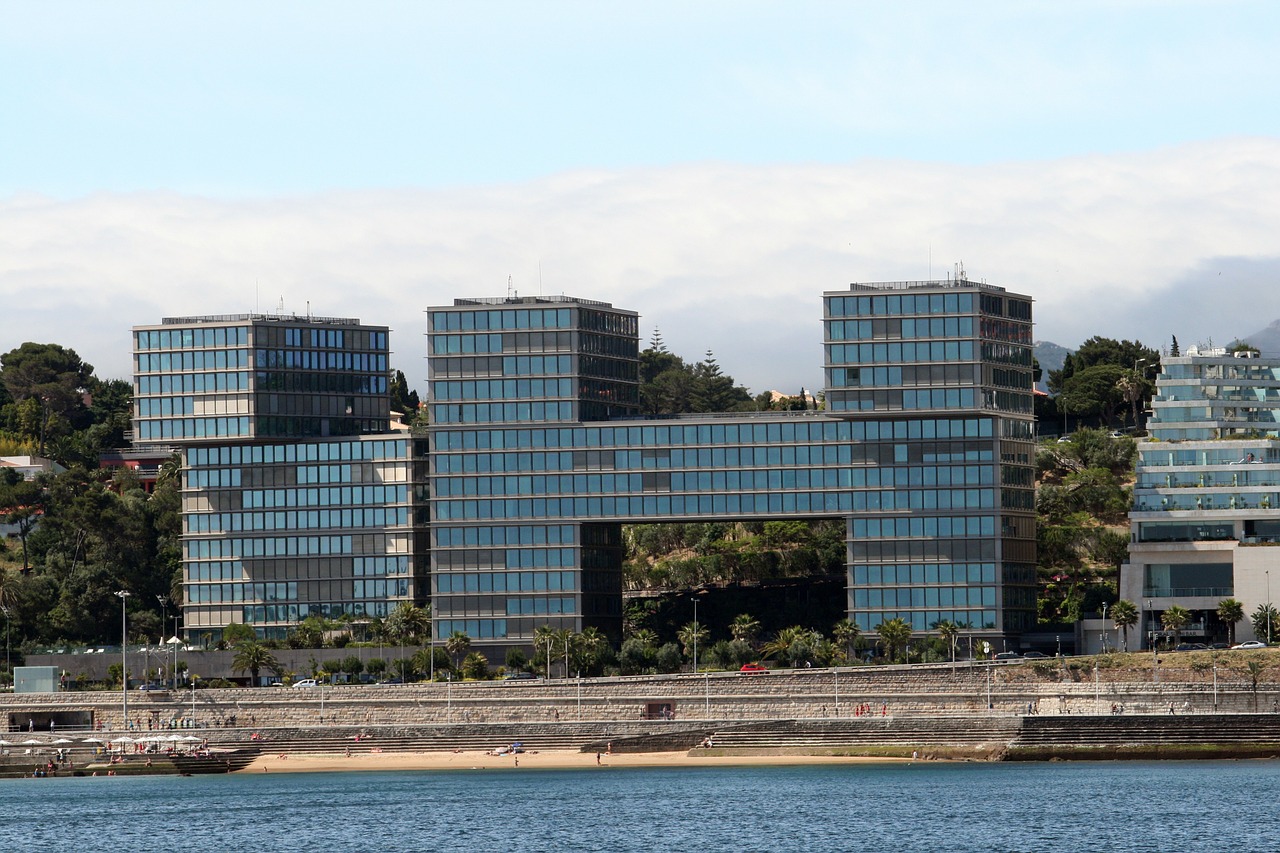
(4, 0, 1280, 395)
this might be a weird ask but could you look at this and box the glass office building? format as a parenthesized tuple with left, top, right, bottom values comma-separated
(427, 281, 1037, 648)
(132, 313, 391, 443)
(131, 313, 425, 642)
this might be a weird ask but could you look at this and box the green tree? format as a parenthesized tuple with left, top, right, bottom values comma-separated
(1217, 598, 1245, 646)
(729, 613, 761, 646)
(231, 643, 279, 687)
(1251, 603, 1277, 644)
(618, 637, 656, 675)
(445, 630, 471, 669)
(654, 642, 683, 673)
(385, 602, 430, 644)
(0, 469, 43, 573)
(677, 620, 709, 669)
(876, 618, 912, 663)
(1246, 660, 1265, 711)
(340, 655, 364, 682)
(460, 651, 490, 680)
(0, 342, 96, 456)
(504, 647, 530, 673)
(832, 618, 861, 662)
(222, 621, 258, 647)
(1161, 605, 1191, 647)
(1111, 600, 1138, 651)
(934, 620, 960, 668)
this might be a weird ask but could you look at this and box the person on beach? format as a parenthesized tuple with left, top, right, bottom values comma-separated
(596, 752, 601, 765)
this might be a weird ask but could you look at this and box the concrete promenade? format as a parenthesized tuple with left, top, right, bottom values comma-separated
(5, 660, 1280, 733)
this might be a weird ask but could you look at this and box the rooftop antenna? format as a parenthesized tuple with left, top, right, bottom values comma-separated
(955, 261, 967, 282)
(539, 261, 543, 297)
(507, 275, 515, 300)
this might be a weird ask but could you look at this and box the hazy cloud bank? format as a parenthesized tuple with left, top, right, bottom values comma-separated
(3, 138, 1279, 395)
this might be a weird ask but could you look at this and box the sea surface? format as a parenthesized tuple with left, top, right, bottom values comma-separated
(2, 761, 1275, 853)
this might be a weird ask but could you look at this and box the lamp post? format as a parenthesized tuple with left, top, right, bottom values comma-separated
(1101, 603, 1109, 653)
(1268, 570, 1273, 645)
(691, 594, 701, 676)
(1, 605, 10, 683)
(116, 590, 131, 730)
(1147, 599, 1158, 685)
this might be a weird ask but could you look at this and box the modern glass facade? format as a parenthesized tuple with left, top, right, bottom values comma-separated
(428, 281, 1037, 647)
(1123, 348, 1280, 646)
(132, 313, 420, 643)
(132, 314, 390, 443)
(180, 435, 428, 639)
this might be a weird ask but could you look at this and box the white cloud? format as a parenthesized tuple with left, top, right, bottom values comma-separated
(3, 138, 1280, 396)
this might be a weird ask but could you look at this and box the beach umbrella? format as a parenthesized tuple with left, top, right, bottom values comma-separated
(52, 738, 73, 744)
(22, 739, 44, 745)
(113, 736, 135, 744)
(81, 737, 103, 743)
(181, 735, 201, 742)
(0, 739, 13, 745)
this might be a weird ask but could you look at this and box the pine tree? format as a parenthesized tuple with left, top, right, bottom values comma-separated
(1170, 335, 1180, 357)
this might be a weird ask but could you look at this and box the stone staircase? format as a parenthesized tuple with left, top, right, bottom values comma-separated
(699, 715, 1023, 758)
(1007, 713, 1280, 759)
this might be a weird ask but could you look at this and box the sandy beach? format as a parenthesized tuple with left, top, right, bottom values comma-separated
(240, 749, 911, 774)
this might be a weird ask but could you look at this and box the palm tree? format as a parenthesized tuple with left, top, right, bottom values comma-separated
(630, 628, 658, 651)
(934, 620, 960, 669)
(575, 626, 607, 675)
(1161, 605, 1192, 647)
(231, 643, 279, 687)
(533, 624, 559, 676)
(1111, 600, 1138, 651)
(730, 613, 761, 646)
(385, 602, 430, 644)
(832, 618, 861, 662)
(1217, 598, 1245, 646)
(444, 630, 471, 670)
(677, 621, 709, 670)
(760, 625, 807, 663)
(876, 618, 912, 663)
(1251, 604, 1277, 644)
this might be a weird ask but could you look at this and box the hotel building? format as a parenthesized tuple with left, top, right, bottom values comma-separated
(1122, 347, 1280, 646)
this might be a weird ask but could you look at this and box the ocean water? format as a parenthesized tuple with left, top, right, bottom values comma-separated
(3, 761, 1276, 853)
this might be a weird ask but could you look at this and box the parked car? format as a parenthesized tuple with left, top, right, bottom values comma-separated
(1021, 651, 1048, 659)
(137, 682, 166, 691)
(503, 671, 538, 681)
(1174, 643, 1207, 651)
(739, 663, 768, 673)
(1231, 641, 1267, 650)
(994, 652, 1020, 660)
(292, 678, 318, 688)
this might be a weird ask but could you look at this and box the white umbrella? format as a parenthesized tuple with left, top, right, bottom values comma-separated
(52, 738, 73, 744)
(0, 739, 13, 745)
(21, 738, 44, 745)
(181, 735, 201, 742)
(113, 736, 135, 744)
(81, 737, 103, 743)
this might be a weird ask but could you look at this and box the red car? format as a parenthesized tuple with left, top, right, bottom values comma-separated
(739, 663, 768, 673)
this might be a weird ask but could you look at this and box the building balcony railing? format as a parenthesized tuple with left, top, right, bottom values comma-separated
(1142, 588, 1233, 599)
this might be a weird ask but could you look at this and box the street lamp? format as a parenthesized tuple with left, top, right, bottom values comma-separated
(116, 590, 131, 730)
(1, 605, 10, 683)
(1101, 603, 1109, 653)
(691, 594, 701, 676)
(1147, 599, 1158, 685)
(1268, 570, 1273, 645)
